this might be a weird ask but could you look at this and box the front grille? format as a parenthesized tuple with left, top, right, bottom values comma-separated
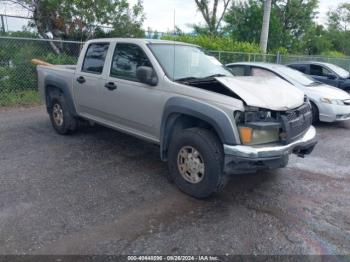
(280, 103, 312, 144)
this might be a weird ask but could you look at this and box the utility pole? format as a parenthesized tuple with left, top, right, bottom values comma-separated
(0, 15, 5, 34)
(260, 0, 272, 54)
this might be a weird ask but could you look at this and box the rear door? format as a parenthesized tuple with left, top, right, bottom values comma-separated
(74, 42, 110, 117)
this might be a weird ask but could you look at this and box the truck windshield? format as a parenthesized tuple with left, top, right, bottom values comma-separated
(148, 44, 233, 81)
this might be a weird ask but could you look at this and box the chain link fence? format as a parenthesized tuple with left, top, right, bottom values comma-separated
(1, 36, 350, 107)
(0, 36, 83, 107)
(208, 50, 350, 70)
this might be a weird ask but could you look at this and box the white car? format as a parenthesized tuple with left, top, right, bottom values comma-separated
(226, 62, 350, 123)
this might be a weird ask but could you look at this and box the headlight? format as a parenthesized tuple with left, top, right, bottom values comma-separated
(238, 126, 280, 145)
(320, 98, 344, 105)
(235, 110, 280, 145)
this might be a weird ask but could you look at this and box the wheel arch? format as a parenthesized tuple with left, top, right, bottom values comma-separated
(44, 75, 77, 116)
(160, 97, 238, 161)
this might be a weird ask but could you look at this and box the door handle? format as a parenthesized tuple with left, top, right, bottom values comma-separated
(77, 76, 86, 84)
(105, 82, 117, 91)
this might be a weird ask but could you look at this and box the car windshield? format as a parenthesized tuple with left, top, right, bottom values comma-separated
(325, 63, 350, 78)
(278, 66, 317, 86)
(148, 44, 233, 81)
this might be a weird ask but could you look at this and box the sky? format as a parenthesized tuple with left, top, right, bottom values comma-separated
(0, 0, 348, 33)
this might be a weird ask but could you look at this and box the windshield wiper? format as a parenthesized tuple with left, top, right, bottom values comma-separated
(203, 74, 227, 79)
(175, 76, 199, 82)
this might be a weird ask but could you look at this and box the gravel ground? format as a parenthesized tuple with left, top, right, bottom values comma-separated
(0, 106, 349, 255)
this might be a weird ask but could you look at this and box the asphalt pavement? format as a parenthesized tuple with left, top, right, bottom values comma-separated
(0, 106, 349, 255)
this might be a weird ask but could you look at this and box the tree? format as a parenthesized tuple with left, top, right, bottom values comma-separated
(260, 0, 272, 53)
(224, 0, 319, 53)
(327, 4, 350, 55)
(6, 0, 145, 53)
(328, 3, 350, 31)
(301, 24, 332, 55)
(194, 0, 231, 36)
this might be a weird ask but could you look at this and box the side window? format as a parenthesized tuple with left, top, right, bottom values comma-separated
(82, 43, 110, 74)
(228, 66, 246, 76)
(310, 65, 332, 77)
(291, 64, 307, 74)
(110, 43, 152, 81)
(250, 67, 276, 77)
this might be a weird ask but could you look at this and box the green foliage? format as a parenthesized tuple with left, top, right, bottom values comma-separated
(44, 53, 78, 65)
(273, 47, 288, 55)
(301, 24, 332, 55)
(0, 90, 41, 108)
(0, 40, 77, 93)
(224, 0, 319, 53)
(320, 51, 347, 58)
(327, 4, 350, 56)
(13, 0, 145, 51)
(162, 35, 261, 53)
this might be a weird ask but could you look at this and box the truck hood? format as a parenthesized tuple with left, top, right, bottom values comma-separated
(306, 83, 350, 100)
(216, 76, 304, 111)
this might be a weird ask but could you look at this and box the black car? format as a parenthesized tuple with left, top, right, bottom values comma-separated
(287, 62, 350, 93)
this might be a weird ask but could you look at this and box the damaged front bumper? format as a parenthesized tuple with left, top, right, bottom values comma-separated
(223, 126, 317, 174)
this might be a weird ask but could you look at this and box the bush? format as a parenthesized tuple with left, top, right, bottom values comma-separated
(162, 34, 261, 53)
(320, 50, 347, 58)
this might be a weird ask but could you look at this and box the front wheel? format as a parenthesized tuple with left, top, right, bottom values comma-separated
(168, 128, 228, 199)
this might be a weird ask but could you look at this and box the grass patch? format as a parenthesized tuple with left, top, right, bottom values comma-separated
(0, 90, 42, 108)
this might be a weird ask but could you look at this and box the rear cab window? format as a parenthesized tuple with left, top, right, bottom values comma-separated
(82, 43, 110, 74)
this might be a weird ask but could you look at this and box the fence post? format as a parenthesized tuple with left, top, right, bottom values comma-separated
(218, 51, 221, 62)
(276, 52, 280, 64)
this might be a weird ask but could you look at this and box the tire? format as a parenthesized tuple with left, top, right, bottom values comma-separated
(310, 102, 319, 124)
(167, 128, 228, 199)
(48, 92, 78, 135)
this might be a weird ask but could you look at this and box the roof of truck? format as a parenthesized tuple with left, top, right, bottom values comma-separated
(86, 38, 198, 47)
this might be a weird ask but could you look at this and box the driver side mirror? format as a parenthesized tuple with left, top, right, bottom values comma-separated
(136, 66, 158, 86)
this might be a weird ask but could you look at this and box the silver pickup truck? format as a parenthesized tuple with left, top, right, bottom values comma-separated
(36, 38, 317, 198)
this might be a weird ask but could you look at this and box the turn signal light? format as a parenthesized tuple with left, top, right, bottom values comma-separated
(239, 127, 253, 145)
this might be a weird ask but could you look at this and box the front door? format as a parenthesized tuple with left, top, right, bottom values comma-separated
(99, 43, 164, 142)
(309, 64, 338, 87)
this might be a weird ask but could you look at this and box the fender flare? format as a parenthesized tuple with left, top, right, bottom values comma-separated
(160, 97, 238, 160)
(44, 75, 78, 116)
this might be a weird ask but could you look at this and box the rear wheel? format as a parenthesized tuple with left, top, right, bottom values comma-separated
(48, 93, 78, 135)
(168, 128, 228, 199)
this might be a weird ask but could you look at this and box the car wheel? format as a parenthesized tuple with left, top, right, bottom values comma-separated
(49, 93, 78, 135)
(168, 128, 228, 199)
(310, 102, 319, 124)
